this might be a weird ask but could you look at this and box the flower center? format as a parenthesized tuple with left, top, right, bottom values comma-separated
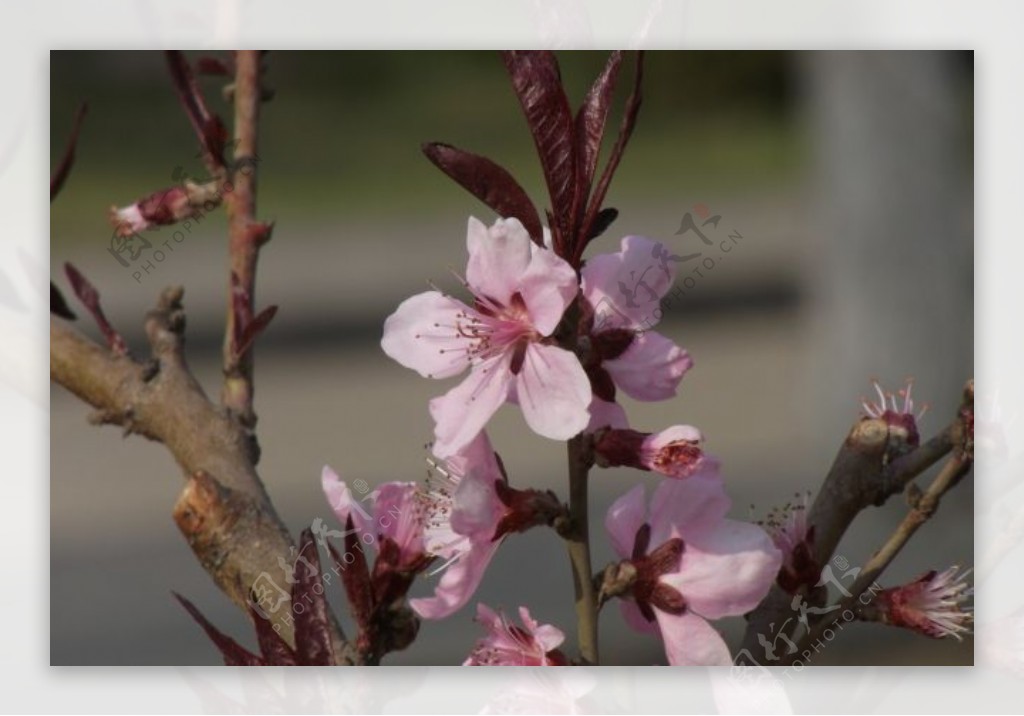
(629, 523, 687, 622)
(648, 440, 704, 476)
(439, 291, 537, 368)
(418, 456, 466, 563)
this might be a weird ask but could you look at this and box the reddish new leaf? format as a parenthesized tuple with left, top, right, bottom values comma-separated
(165, 51, 227, 169)
(587, 207, 619, 241)
(575, 52, 623, 212)
(174, 592, 263, 666)
(196, 55, 233, 76)
(290, 529, 335, 665)
(333, 519, 374, 634)
(422, 142, 543, 245)
(578, 52, 645, 262)
(50, 103, 88, 201)
(502, 51, 578, 244)
(64, 263, 127, 355)
(249, 604, 298, 665)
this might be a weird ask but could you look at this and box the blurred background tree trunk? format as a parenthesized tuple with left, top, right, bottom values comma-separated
(800, 51, 972, 459)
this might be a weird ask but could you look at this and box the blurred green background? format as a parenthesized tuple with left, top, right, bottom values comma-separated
(50, 51, 973, 667)
(51, 51, 801, 240)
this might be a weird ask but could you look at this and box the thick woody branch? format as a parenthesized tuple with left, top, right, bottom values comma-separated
(50, 294, 355, 664)
(737, 384, 970, 662)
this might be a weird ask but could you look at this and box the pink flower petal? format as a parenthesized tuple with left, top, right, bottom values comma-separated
(663, 519, 782, 621)
(648, 471, 730, 547)
(586, 397, 629, 432)
(604, 331, 693, 401)
(517, 243, 579, 336)
(514, 343, 591, 441)
(381, 291, 473, 379)
(605, 483, 648, 559)
(466, 216, 532, 306)
(620, 599, 660, 636)
(581, 235, 677, 329)
(373, 482, 425, 557)
(450, 464, 505, 542)
(531, 623, 567, 655)
(648, 425, 703, 449)
(409, 539, 502, 620)
(321, 466, 373, 536)
(653, 610, 732, 666)
(430, 353, 514, 459)
(443, 429, 499, 483)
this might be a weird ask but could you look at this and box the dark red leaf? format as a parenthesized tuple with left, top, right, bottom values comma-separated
(333, 519, 374, 633)
(196, 55, 233, 76)
(574, 52, 623, 212)
(422, 142, 543, 245)
(50, 282, 75, 320)
(502, 51, 578, 244)
(587, 207, 619, 241)
(290, 529, 335, 665)
(50, 103, 88, 202)
(578, 52, 645, 262)
(173, 592, 263, 666)
(165, 51, 226, 169)
(249, 604, 298, 665)
(64, 263, 127, 355)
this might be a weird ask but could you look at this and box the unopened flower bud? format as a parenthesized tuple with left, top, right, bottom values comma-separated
(594, 425, 712, 479)
(861, 378, 927, 452)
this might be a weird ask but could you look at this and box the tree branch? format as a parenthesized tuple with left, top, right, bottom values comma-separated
(780, 448, 972, 665)
(737, 382, 971, 662)
(221, 50, 271, 430)
(566, 433, 599, 664)
(50, 293, 357, 664)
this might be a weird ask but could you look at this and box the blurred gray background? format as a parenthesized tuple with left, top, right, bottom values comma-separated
(50, 51, 973, 665)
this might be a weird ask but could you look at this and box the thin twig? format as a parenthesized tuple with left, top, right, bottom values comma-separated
(221, 50, 271, 430)
(737, 383, 969, 663)
(566, 434, 599, 664)
(780, 451, 972, 665)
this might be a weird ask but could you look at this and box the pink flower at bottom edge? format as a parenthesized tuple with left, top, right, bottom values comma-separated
(464, 603, 568, 666)
(321, 467, 427, 568)
(605, 475, 782, 666)
(409, 431, 508, 620)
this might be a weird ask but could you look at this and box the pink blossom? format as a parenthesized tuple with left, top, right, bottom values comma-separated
(581, 235, 693, 402)
(463, 603, 568, 665)
(382, 216, 591, 458)
(605, 474, 782, 665)
(756, 491, 819, 593)
(409, 432, 509, 620)
(110, 204, 149, 236)
(321, 468, 427, 569)
(875, 566, 973, 639)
